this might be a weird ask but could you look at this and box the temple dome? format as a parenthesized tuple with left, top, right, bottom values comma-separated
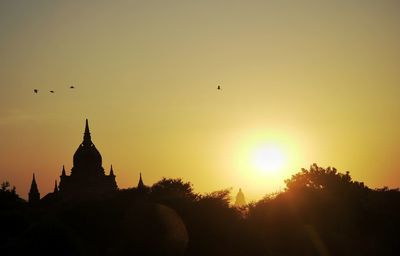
(72, 119, 102, 171)
(73, 142, 102, 167)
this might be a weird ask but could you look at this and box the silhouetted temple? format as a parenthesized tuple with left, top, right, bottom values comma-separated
(57, 119, 118, 200)
(234, 188, 246, 207)
(27, 119, 150, 204)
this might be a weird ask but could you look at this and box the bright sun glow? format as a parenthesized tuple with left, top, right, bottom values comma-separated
(251, 145, 286, 174)
(230, 131, 303, 200)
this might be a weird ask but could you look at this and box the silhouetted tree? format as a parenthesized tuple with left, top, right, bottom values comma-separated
(151, 178, 198, 202)
(245, 164, 400, 255)
(284, 163, 367, 192)
(189, 189, 244, 255)
(0, 181, 25, 210)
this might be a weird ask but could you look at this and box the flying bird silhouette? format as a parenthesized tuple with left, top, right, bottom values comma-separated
(33, 89, 38, 93)
(50, 90, 55, 93)
(217, 85, 221, 90)
(70, 86, 75, 89)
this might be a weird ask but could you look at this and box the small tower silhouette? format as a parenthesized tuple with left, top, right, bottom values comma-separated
(61, 165, 66, 177)
(53, 180, 58, 193)
(109, 165, 115, 176)
(29, 173, 40, 204)
(234, 188, 246, 207)
(137, 173, 145, 191)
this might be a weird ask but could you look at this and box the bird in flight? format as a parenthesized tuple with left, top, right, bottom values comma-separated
(50, 90, 55, 93)
(217, 85, 221, 90)
(33, 89, 38, 94)
(70, 85, 75, 89)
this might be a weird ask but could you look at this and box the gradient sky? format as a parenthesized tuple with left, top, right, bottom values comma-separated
(1, 0, 400, 201)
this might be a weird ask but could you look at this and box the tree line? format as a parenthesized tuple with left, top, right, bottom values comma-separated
(1, 164, 400, 255)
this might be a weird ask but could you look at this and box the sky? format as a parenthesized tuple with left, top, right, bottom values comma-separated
(1, 0, 400, 201)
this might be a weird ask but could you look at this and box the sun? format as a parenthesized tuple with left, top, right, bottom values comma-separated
(251, 145, 286, 174)
(230, 131, 300, 193)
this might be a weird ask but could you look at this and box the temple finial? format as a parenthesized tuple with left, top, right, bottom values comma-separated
(85, 119, 89, 132)
(110, 165, 114, 176)
(83, 119, 92, 144)
(61, 165, 66, 176)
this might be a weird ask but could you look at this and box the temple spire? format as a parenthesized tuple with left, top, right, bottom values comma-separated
(109, 165, 115, 176)
(83, 119, 92, 145)
(29, 173, 40, 204)
(137, 172, 145, 190)
(61, 165, 66, 176)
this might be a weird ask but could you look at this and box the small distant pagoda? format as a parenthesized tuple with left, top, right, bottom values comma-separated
(234, 188, 246, 207)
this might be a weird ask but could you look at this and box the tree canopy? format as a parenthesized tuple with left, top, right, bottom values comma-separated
(284, 163, 367, 192)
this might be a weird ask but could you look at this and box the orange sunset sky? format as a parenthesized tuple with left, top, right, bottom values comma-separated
(1, 1, 400, 201)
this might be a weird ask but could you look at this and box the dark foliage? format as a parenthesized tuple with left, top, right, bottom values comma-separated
(1, 166, 400, 256)
(0, 181, 25, 209)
